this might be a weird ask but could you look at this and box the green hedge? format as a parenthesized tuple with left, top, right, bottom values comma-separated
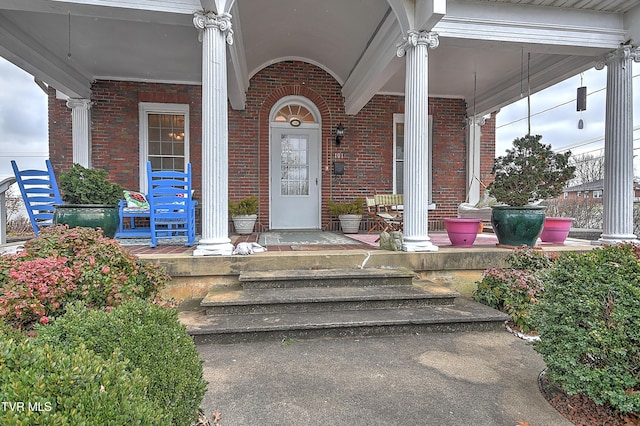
(532, 244, 640, 413)
(0, 331, 170, 425)
(36, 300, 207, 426)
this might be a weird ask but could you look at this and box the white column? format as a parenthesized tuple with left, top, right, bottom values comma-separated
(193, 10, 235, 256)
(66, 98, 91, 168)
(596, 46, 640, 244)
(397, 31, 439, 252)
(466, 115, 485, 206)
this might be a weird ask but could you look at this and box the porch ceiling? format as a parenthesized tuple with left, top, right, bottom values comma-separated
(0, 0, 637, 116)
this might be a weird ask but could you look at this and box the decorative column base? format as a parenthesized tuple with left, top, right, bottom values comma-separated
(402, 236, 439, 252)
(598, 233, 638, 245)
(193, 238, 234, 256)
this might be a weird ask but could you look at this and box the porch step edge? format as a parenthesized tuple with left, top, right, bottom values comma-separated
(239, 267, 415, 289)
(183, 298, 511, 344)
(202, 285, 457, 315)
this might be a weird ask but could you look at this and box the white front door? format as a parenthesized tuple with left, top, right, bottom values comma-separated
(270, 127, 320, 229)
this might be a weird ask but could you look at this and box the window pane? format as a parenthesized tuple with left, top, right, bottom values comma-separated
(395, 122, 404, 193)
(280, 134, 309, 196)
(146, 112, 187, 173)
(148, 114, 160, 126)
(149, 141, 161, 155)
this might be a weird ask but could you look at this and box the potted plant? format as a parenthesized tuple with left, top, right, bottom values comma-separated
(229, 196, 258, 234)
(488, 134, 575, 247)
(539, 216, 574, 243)
(328, 199, 363, 234)
(54, 163, 124, 238)
(444, 218, 482, 247)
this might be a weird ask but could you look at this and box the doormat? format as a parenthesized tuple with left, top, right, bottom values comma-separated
(258, 231, 359, 246)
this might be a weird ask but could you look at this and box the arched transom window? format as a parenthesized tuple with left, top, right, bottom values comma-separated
(274, 103, 316, 127)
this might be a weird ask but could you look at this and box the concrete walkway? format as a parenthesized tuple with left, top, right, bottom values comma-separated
(198, 330, 572, 426)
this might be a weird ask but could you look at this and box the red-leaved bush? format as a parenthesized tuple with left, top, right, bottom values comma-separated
(0, 225, 170, 329)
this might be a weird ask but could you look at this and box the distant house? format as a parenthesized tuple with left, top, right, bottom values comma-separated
(562, 179, 640, 202)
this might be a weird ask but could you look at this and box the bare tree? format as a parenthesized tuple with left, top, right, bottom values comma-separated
(568, 153, 604, 186)
(5, 185, 32, 236)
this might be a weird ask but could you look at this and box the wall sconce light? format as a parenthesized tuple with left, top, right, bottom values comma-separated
(335, 123, 344, 146)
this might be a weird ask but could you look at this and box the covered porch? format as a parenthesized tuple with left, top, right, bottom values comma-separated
(1, 0, 638, 256)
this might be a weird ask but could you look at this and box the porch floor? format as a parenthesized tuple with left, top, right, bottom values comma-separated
(117, 229, 590, 256)
(120, 231, 591, 255)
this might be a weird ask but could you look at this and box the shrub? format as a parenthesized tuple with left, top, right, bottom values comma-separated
(18, 225, 167, 310)
(473, 247, 555, 332)
(532, 243, 640, 413)
(0, 255, 76, 328)
(328, 199, 364, 216)
(488, 134, 575, 206)
(58, 163, 124, 205)
(36, 300, 207, 426)
(229, 195, 258, 216)
(1, 226, 169, 329)
(0, 332, 170, 424)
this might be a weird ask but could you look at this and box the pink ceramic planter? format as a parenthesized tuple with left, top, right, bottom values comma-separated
(540, 217, 574, 243)
(444, 218, 482, 247)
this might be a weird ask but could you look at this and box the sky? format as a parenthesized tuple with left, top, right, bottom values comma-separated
(495, 61, 640, 173)
(0, 58, 48, 180)
(0, 57, 639, 180)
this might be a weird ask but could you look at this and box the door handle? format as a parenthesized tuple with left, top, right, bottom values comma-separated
(315, 178, 318, 185)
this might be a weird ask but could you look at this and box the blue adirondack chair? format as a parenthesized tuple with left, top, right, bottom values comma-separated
(11, 160, 63, 236)
(146, 161, 196, 247)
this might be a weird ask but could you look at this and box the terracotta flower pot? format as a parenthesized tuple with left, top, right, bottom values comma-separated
(540, 217, 574, 243)
(444, 218, 482, 247)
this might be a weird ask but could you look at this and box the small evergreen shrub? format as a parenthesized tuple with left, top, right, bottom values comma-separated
(36, 300, 207, 426)
(0, 226, 170, 329)
(473, 247, 555, 332)
(229, 195, 258, 216)
(58, 163, 124, 205)
(328, 199, 364, 216)
(532, 243, 640, 413)
(0, 332, 170, 424)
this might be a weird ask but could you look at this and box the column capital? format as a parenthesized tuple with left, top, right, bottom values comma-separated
(193, 10, 233, 45)
(465, 115, 487, 127)
(396, 30, 439, 58)
(595, 45, 640, 70)
(66, 98, 92, 110)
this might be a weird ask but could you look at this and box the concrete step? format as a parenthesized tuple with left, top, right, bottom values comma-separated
(183, 298, 511, 344)
(239, 268, 415, 289)
(201, 284, 457, 315)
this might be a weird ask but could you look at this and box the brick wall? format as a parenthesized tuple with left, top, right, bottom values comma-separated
(48, 60, 495, 231)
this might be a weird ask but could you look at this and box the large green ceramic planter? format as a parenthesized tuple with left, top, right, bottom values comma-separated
(53, 204, 120, 238)
(491, 205, 546, 247)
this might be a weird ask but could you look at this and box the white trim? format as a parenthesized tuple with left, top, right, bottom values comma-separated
(138, 102, 190, 192)
(250, 57, 344, 86)
(50, 0, 199, 15)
